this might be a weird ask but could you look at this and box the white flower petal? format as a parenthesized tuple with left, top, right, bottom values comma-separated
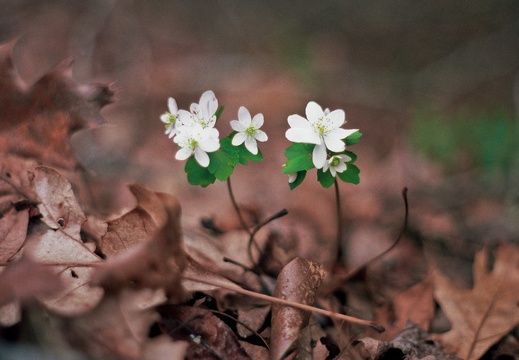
(335, 162, 347, 173)
(331, 128, 358, 140)
(312, 144, 327, 169)
(254, 130, 268, 142)
(244, 137, 258, 155)
(287, 114, 311, 128)
(238, 106, 252, 127)
(176, 147, 192, 161)
(177, 110, 194, 126)
(232, 132, 247, 146)
(199, 138, 220, 152)
(339, 154, 352, 162)
(286, 128, 321, 144)
(167, 97, 178, 114)
(200, 90, 218, 119)
(326, 109, 345, 127)
(230, 120, 245, 132)
(306, 101, 325, 123)
(194, 148, 210, 167)
(160, 113, 170, 124)
(251, 113, 264, 129)
(330, 167, 337, 177)
(323, 136, 346, 152)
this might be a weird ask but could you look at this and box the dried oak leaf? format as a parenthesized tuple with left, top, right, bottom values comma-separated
(270, 257, 325, 360)
(432, 243, 519, 360)
(371, 273, 435, 341)
(91, 191, 187, 301)
(0, 40, 113, 170)
(99, 184, 169, 258)
(0, 39, 113, 218)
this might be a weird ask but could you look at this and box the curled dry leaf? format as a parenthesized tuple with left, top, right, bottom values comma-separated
(432, 243, 519, 360)
(99, 184, 169, 257)
(270, 257, 325, 360)
(61, 288, 167, 359)
(92, 192, 187, 301)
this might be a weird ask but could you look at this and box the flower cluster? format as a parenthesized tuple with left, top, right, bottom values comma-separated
(283, 101, 361, 189)
(160, 91, 267, 186)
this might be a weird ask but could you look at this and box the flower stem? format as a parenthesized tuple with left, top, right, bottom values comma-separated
(227, 177, 250, 233)
(334, 178, 343, 263)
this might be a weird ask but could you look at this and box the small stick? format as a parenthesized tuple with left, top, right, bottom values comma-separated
(182, 274, 385, 333)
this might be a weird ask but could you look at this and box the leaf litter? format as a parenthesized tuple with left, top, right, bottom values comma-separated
(1, 38, 519, 359)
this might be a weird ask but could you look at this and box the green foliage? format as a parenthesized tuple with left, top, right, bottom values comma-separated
(410, 109, 518, 174)
(346, 131, 362, 146)
(288, 171, 306, 190)
(284, 143, 361, 190)
(283, 143, 315, 174)
(208, 137, 239, 181)
(184, 135, 266, 187)
(185, 157, 216, 187)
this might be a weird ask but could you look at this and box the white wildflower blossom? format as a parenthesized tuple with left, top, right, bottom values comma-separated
(230, 106, 268, 155)
(182, 90, 219, 129)
(322, 154, 351, 177)
(174, 124, 220, 167)
(160, 97, 180, 138)
(285, 101, 358, 169)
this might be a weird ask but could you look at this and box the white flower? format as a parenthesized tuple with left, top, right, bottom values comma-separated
(174, 124, 220, 167)
(285, 101, 358, 169)
(160, 97, 180, 138)
(182, 90, 219, 129)
(230, 106, 268, 155)
(322, 154, 351, 177)
(288, 172, 298, 183)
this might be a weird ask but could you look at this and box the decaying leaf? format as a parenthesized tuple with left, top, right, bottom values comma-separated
(432, 243, 519, 360)
(61, 288, 167, 359)
(0, 255, 62, 308)
(270, 257, 325, 360)
(0, 40, 113, 171)
(159, 305, 252, 360)
(92, 192, 186, 300)
(354, 322, 460, 360)
(99, 184, 169, 257)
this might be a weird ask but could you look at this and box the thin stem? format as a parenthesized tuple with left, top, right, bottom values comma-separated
(182, 274, 384, 333)
(227, 177, 250, 233)
(334, 179, 343, 263)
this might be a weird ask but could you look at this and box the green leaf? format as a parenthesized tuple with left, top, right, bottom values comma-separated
(345, 131, 362, 146)
(288, 171, 306, 190)
(238, 144, 263, 165)
(283, 143, 315, 174)
(207, 137, 239, 181)
(317, 169, 335, 188)
(337, 163, 360, 184)
(185, 157, 216, 187)
(342, 150, 357, 162)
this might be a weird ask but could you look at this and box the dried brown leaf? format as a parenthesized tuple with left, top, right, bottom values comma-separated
(32, 166, 87, 234)
(159, 305, 251, 360)
(432, 243, 519, 360)
(62, 288, 166, 359)
(99, 184, 167, 257)
(92, 192, 186, 300)
(0, 40, 113, 170)
(270, 257, 325, 360)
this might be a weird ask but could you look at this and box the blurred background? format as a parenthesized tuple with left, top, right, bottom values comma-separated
(2, 0, 519, 281)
